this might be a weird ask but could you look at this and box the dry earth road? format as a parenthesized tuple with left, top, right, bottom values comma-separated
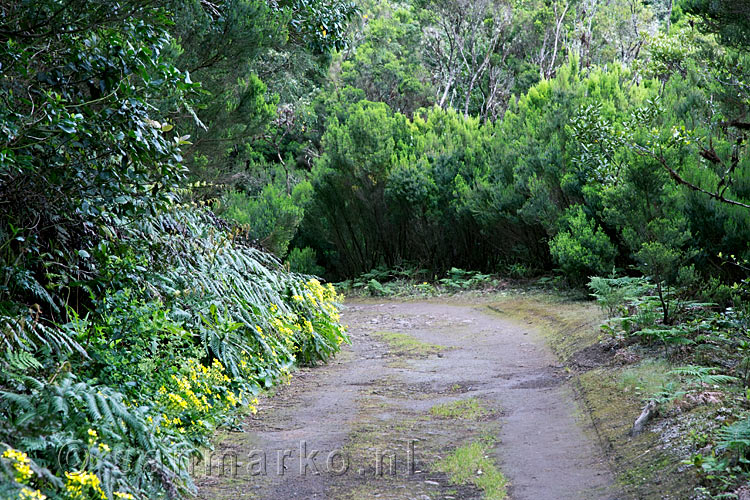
(195, 297, 619, 500)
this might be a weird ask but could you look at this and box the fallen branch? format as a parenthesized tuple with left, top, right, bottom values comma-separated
(630, 401, 657, 436)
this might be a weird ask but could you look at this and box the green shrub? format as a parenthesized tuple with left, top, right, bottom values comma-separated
(589, 275, 653, 319)
(286, 247, 325, 276)
(549, 206, 617, 282)
(220, 184, 307, 256)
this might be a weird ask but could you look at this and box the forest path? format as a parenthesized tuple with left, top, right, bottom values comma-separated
(194, 297, 618, 500)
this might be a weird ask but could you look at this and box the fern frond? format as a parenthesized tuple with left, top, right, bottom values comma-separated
(3, 349, 42, 372)
(671, 365, 738, 386)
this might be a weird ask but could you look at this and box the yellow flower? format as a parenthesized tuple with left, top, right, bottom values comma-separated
(18, 488, 46, 500)
(3, 447, 33, 482)
(226, 392, 239, 407)
(65, 470, 105, 499)
(303, 320, 314, 333)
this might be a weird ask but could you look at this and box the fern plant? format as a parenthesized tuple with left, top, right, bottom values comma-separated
(1, 312, 86, 357)
(0, 373, 194, 499)
(671, 365, 738, 386)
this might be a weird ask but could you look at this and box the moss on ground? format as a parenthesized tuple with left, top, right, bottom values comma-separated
(372, 330, 448, 357)
(619, 358, 677, 398)
(430, 398, 488, 420)
(433, 436, 507, 500)
(577, 368, 693, 498)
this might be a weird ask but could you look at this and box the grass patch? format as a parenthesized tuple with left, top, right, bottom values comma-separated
(619, 358, 676, 399)
(433, 436, 507, 500)
(430, 398, 487, 420)
(373, 330, 447, 356)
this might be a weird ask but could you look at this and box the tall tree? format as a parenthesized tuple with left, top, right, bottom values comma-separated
(420, 0, 514, 119)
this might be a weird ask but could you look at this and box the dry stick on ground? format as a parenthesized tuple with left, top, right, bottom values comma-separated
(630, 400, 657, 436)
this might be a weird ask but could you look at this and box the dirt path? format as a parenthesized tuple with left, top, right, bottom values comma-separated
(195, 298, 618, 500)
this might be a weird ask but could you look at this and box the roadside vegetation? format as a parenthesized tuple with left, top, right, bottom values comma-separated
(586, 274, 750, 497)
(0, 2, 352, 499)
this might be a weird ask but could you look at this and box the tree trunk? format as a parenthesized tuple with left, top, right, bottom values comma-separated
(666, 0, 673, 32)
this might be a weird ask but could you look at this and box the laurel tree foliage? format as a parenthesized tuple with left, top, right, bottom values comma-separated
(0, 1, 349, 499)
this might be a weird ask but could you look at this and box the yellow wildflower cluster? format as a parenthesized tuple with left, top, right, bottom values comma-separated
(269, 316, 299, 344)
(158, 358, 242, 432)
(64, 470, 105, 500)
(303, 279, 342, 322)
(3, 447, 49, 499)
(19, 487, 46, 500)
(303, 319, 314, 333)
(160, 414, 183, 428)
(86, 429, 97, 445)
(225, 391, 239, 407)
(284, 279, 348, 355)
(166, 392, 189, 410)
(85, 429, 111, 455)
(3, 447, 33, 483)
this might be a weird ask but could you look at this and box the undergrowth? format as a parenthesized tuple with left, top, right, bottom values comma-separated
(588, 273, 750, 498)
(0, 207, 347, 500)
(337, 267, 504, 297)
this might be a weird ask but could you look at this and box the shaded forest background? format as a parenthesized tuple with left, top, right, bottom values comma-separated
(180, 0, 750, 296)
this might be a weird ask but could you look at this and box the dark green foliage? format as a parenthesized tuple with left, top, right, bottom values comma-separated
(683, 0, 750, 48)
(286, 247, 325, 276)
(0, 0, 196, 317)
(3, 0, 750, 497)
(549, 206, 617, 281)
(0, 1, 351, 499)
(303, 60, 658, 280)
(219, 184, 308, 256)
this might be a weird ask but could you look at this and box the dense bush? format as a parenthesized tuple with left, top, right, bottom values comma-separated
(549, 206, 617, 281)
(299, 52, 749, 286)
(0, 2, 348, 499)
(218, 183, 309, 256)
